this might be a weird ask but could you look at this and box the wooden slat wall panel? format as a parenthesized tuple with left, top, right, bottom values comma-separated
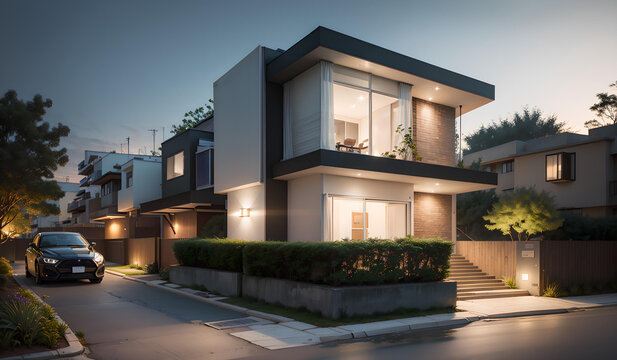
(540, 241, 617, 291)
(160, 238, 189, 269)
(456, 241, 517, 280)
(127, 237, 156, 267)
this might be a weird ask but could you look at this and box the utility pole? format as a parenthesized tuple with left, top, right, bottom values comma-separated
(148, 129, 158, 154)
(162, 126, 165, 141)
(126, 137, 130, 154)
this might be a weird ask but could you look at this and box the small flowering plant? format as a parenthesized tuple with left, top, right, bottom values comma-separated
(381, 125, 422, 161)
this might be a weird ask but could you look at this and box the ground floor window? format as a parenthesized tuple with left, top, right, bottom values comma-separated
(328, 196, 408, 241)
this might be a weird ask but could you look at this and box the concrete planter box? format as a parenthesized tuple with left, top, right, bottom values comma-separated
(170, 266, 242, 296)
(242, 275, 457, 319)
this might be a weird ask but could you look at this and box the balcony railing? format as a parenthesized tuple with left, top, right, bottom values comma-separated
(79, 176, 90, 187)
(67, 199, 86, 213)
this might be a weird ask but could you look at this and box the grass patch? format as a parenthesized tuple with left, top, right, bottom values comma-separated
(74, 330, 87, 346)
(221, 296, 455, 327)
(107, 265, 147, 276)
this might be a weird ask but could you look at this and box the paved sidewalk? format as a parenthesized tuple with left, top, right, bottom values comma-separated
(457, 293, 617, 318)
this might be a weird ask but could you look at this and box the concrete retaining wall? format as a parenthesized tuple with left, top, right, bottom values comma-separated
(242, 275, 457, 319)
(170, 266, 242, 296)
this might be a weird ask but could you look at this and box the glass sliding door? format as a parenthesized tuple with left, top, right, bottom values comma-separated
(330, 196, 408, 241)
(333, 84, 369, 154)
(371, 93, 399, 156)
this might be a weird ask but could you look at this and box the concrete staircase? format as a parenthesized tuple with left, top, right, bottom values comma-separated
(449, 254, 529, 301)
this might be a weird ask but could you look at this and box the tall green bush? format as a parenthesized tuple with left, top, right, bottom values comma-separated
(243, 237, 452, 286)
(543, 213, 617, 240)
(173, 238, 247, 272)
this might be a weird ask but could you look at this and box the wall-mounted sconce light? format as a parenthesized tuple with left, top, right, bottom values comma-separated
(240, 208, 250, 217)
(521, 273, 529, 281)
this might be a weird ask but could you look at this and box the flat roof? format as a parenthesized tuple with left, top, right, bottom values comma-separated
(267, 27, 495, 114)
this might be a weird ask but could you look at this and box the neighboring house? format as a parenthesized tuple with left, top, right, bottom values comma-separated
(212, 26, 497, 243)
(141, 116, 226, 241)
(464, 124, 617, 217)
(29, 182, 80, 233)
(67, 150, 107, 224)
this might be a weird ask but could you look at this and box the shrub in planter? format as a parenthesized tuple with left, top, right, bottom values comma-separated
(172, 238, 247, 272)
(242, 237, 452, 286)
(200, 214, 227, 238)
(0, 257, 13, 276)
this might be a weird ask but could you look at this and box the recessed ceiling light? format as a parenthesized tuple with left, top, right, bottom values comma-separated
(351, 104, 356, 108)
(435, 87, 440, 91)
(358, 96, 365, 101)
(357, 173, 362, 176)
(435, 183, 440, 186)
(429, 97, 433, 101)
(431, 189, 435, 193)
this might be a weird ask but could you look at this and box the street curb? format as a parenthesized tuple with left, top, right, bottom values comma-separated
(9, 277, 85, 360)
(107, 271, 617, 346)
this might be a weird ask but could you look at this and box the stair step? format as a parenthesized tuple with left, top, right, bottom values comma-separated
(448, 274, 495, 280)
(457, 290, 530, 301)
(449, 269, 484, 275)
(457, 285, 509, 293)
(451, 278, 503, 285)
(457, 282, 508, 289)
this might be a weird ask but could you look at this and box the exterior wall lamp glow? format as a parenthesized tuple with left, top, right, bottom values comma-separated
(240, 208, 250, 217)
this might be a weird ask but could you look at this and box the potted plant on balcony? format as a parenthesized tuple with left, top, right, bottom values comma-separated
(381, 125, 422, 161)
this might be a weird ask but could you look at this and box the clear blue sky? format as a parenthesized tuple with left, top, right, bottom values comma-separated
(2, 0, 616, 181)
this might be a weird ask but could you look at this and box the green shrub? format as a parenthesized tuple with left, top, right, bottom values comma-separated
(0, 257, 13, 276)
(502, 277, 517, 289)
(543, 214, 617, 240)
(159, 268, 170, 281)
(200, 214, 227, 238)
(173, 238, 247, 272)
(0, 290, 67, 349)
(145, 262, 159, 274)
(128, 264, 143, 270)
(243, 237, 452, 286)
(543, 282, 561, 297)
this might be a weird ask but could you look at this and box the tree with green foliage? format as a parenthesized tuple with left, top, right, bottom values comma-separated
(585, 81, 617, 129)
(457, 189, 500, 241)
(464, 107, 565, 154)
(483, 187, 563, 241)
(171, 99, 213, 135)
(0, 90, 69, 242)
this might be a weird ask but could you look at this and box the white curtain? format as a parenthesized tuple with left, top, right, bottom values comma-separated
(283, 81, 293, 160)
(320, 61, 335, 150)
(394, 83, 412, 151)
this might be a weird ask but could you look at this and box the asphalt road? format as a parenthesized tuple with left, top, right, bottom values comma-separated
(15, 261, 617, 360)
(14, 262, 268, 360)
(252, 306, 617, 360)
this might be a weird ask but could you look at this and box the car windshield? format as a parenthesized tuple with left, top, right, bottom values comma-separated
(39, 234, 89, 248)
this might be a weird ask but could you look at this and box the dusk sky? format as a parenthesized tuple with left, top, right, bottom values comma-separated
(2, 0, 616, 182)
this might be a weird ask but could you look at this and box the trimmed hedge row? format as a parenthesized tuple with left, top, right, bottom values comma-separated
(172, 238, 246, 272)
(173, 237, 452, 285)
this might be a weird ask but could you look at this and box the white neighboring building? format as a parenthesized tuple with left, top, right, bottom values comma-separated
(118, 157, 162, 212)
(30, 182, 80, 231)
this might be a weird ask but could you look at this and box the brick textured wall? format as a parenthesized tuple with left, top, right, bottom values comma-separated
(413, 98, 456, 166)
(414, 192, 452, 241)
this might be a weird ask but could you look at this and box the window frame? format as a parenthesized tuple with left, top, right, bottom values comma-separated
(166, 151, 185, 180)
(545, 152, 576, 182)
(195, 147, 214, 190)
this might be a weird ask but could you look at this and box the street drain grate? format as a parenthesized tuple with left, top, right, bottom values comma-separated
(204, 317, 270, 330)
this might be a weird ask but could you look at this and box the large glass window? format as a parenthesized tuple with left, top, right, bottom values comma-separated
(196, 148, 213, 189)
(332, 65, 401, 157)
(333, 84, 369, 154)
(330, 196, 407, 241)
(166, 151, 184, 180)
(546, 152, 575, 182)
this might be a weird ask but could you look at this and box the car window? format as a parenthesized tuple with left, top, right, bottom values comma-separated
(39, 234, 89, 248)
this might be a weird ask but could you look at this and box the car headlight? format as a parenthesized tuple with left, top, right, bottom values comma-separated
(42, 257, 59, 264)
(93, 252, 104, 265)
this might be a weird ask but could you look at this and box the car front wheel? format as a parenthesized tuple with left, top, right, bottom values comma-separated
(34, 262, 44, 285)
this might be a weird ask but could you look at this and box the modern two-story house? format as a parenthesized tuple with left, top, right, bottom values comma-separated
(464, 123, 617, 216)
(213, 27, 497, 243)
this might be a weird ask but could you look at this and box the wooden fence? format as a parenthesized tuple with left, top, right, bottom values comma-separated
(456, 241, 517, 280)
(456, 240, 617, 293)
(540, 241, 617, 290)
(160, 238, 189, 269)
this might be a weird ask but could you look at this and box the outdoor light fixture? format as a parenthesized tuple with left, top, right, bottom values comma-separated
(240, 208, 250, 217)
(522, 273, 529, 281)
